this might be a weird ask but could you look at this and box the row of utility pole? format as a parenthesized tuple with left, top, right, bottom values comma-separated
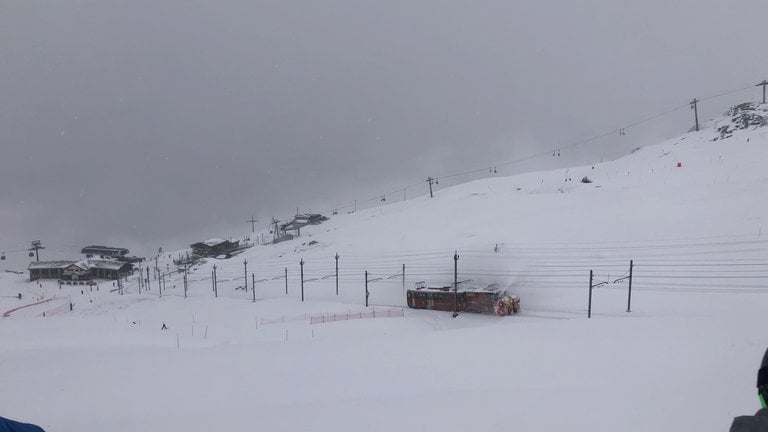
(163, 255, 341, 302)
(194, 254, 408, 308)
(120, 252, 642, 322)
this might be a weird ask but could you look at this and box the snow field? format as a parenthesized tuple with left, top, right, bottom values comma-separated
(2, 107, 767, 431)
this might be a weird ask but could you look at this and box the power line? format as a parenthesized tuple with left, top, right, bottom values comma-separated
(313, 80, 763, 215)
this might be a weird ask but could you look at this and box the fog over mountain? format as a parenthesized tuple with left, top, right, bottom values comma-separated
(2, 0, 767, 265)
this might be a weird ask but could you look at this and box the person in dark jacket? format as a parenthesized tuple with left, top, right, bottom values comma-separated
(0, 417, 45, 432)
(730, 346, 768, 431)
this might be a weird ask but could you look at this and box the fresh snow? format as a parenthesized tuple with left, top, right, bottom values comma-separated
(2, 105, 768, 431)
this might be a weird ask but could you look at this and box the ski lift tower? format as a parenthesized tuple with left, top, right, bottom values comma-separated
(271, 218, 282, 243)
(29, 240, 44, 262)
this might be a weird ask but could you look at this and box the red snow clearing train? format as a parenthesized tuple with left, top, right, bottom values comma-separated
(406, 282, 520, 316)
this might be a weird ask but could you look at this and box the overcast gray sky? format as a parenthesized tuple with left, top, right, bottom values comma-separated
(1, 0, 767, 266)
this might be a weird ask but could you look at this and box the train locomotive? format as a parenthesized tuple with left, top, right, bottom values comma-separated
(406, 282, 520, 316)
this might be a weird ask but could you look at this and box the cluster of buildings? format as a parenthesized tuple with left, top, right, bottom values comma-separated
(28, 246, 140, 282)
(27, 213, 330, 282)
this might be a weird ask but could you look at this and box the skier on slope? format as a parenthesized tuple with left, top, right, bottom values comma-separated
(730, 346, 768, 431)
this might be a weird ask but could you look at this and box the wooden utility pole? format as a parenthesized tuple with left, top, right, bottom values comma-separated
(627, 260, 634, 312)
(284, 267, 288, 294)
(690, 98, 700, 131)
(213, 265, 218, 298)
(588, 270, 593, 318)
(183, 262, 188, 299)
(247, 216, 258, 233)
(300, 259, 305, 302)
(335, 253, 339, 296)
(243, 259, 248, 291)
(613, 261, 635, 312)
(252, 273, 256, 302)
(402, 264, 405, 294)
(453, 252, 459, 318)
(758, 80, 768, 104)
(426, 177, 435, 198)
(364, 271, 369, 307)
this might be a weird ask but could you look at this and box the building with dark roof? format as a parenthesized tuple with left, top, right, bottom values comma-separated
(81, 246, 129, 257)
(28, 261, 76, 280)
(190, 238, 242, 258)
(28, 259, 133, 281)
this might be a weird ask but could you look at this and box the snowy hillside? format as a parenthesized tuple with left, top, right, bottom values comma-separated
(2, 103, 767, 431)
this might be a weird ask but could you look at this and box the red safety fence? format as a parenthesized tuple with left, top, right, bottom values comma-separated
(2, 298, 53, 318)
(259, 308, 406, 326)
(260, 313, 311, 325)
(309, 308, 404, 325)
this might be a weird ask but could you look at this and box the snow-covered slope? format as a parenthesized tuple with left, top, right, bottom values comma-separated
(1, 103, 767, 432)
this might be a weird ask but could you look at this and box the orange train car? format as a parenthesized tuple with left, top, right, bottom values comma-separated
(406, 284, 520, 316)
